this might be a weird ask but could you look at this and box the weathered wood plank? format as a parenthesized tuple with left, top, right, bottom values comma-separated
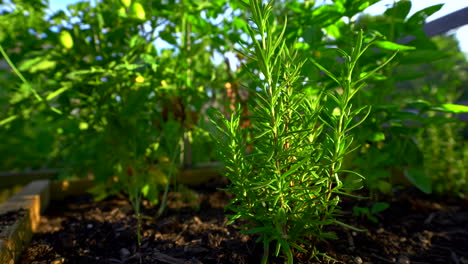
(0, 180, 51, 264)
(0, 169, 60, 189)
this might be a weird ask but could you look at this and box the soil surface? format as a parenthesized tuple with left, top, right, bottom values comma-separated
(19, 178, 468, 264)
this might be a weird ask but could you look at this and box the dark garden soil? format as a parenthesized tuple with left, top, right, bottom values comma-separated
(19, 178, 468, 264)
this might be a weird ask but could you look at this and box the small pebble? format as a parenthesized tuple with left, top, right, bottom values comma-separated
(398, 255, 410, 264)
(184, 245, 208, 254)
(50, 257, 65, 264)
(354, 256, 363, 264)
(120, 248, 131, 259)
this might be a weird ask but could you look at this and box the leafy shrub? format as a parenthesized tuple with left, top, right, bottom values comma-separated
(209, 1, 397, 262)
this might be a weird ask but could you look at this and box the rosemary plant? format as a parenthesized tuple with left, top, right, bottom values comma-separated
(209, 0, 396, 263)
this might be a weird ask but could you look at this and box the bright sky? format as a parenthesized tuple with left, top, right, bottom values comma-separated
(48, 0, 468, 54)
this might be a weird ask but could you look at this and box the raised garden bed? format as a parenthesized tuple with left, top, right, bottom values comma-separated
(0, 179, 90, 264)
(0, 165, 222, 264)
(3, 176, 467, 264)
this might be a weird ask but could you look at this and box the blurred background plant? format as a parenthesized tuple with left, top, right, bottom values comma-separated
(348, 1, 468, 199)
(405, 34, 468, 198)
(0, 0, 236, 194)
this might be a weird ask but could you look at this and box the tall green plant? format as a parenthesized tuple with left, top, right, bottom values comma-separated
(209, 0, 396, 262)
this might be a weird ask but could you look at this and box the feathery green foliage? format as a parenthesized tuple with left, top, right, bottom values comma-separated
(209, 0, 397, 262)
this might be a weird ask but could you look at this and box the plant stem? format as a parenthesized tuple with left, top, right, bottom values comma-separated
(0, 44, 42, 101)
(156, 142, 180, 218)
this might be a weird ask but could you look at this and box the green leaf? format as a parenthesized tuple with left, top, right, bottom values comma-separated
(141, 184, 150, 196)
(384, 0, 411, 20)
(368, 132, 385, 142)
(282, 158, 308, 179)
(371, 202, 389, 214)
(407, 4, 444, 27)
(324, 25, 338, 39)
(141, 183, 159, 204)
(235, 0, 250, 10)
(353, 206, 368, 216)
(279, 239, 293, 264)
(374, 41, 415, 51)
(302, 26, 323, 45)
(160, 29, 178, 46)
(19, 57, 42, 71)
(399, 50, 451, 64)
(357, 50, 398, 83)
(334, 220, 367, 232)
(406, 99, 432, 109)
(241, 226, 272, 234)
(435, 104, 468, 114)
(311, 4, 344, 27)
(115, 63, 141, 71)
(404, 168, 432, 194)
(46, 87, 69, 101)
(0, 115, 18, 126)
(356, 0, 380, 12)
(309, 58, 341, 85)
(232, 16, 248, 30)
(129, 35, 145, 48)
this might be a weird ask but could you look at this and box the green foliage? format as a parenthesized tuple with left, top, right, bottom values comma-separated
(209, 0, 396, 262)
(353, 202, 389, 223)
(59, 30, 74, 50)
(0, 0, 232, 249)
(408, 35, 468, 198)
(1, 0, 467, 260)
(130, 2, 146, 20)
(0, 0, 230, 175)
(334, 1, 468, 198)
(3, 0, 463, 200)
